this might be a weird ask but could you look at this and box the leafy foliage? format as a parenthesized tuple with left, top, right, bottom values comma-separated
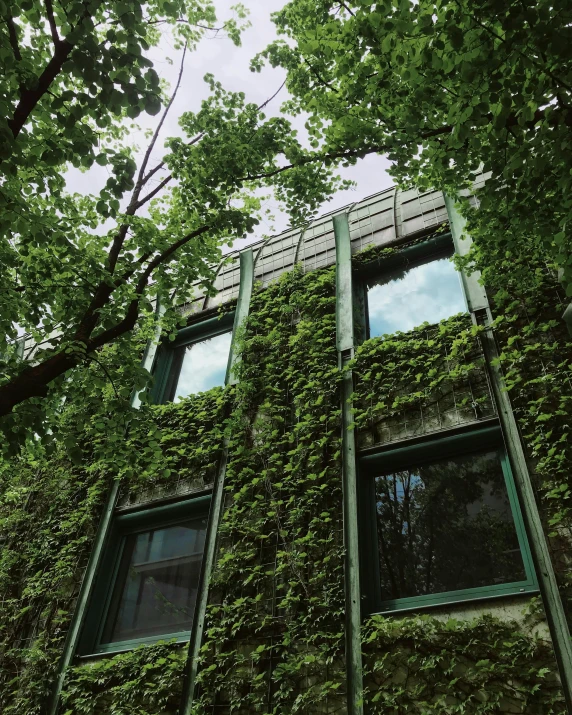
(362, 613, 564, 713)
(259, 0, 572, 292)
(61, 642, 187, 715)
(0, 0, 345, 452)
(351, 313, 494, 448)
(0, 244, 567, 711)
(463, 235, 572, 618)
(191, 266, 347, 713)
(0, 384, 226, 714)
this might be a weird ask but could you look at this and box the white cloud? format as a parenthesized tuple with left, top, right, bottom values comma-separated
(65, 1, 393, 242)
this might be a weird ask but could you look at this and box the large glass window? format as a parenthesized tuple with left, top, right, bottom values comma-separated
(101, 516, 207, 645)
(164, 330, 232, 401)
(79, 496, 209, 654)
(360, 429, 537, 612)
(366, 248, 466, 338)
(152, 314, 235, 403)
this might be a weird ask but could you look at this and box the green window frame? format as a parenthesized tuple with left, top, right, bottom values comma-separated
(151, 311, 235, 404)
(354, 232, 467, 343)
(358, 425, 538, 615)
(77, 494, 211, 656)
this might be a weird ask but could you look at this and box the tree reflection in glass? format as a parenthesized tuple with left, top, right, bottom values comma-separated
(375, 450, 526, 601)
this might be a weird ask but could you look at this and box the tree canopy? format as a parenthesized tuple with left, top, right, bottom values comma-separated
(3, 0, 571, 455)
(0, 0, 344, 453)
(259, 0, 572, 293)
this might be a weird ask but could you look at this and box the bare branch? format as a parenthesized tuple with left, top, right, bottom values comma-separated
(5, 16, 22, 61)
(44, 0, 60, 45)
(89, 224, 213, 350)
(141, 159, 166, 187)
(93, 41, 187, 294)
(257, 80, 286, 111)
(134, 42, 188, 199)
(338, 2, 356, 17)
(133, 175, 172, 210)
(141, 130, 204, 188)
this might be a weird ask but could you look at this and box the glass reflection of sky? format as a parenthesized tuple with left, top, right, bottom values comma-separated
(174, 331, 232, 400)
(367, 255, 466, 338)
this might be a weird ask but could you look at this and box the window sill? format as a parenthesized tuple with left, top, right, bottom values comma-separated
(372, 583, 539, 617)
(78, 631, 191, 660)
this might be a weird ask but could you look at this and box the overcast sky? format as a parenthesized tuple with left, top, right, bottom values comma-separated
(67, 0, 394, 249)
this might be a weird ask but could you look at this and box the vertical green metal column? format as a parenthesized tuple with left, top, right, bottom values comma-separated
(445, 195, 572, 712)
(179, 248, 254, 715)
(48, 301, 166, 715)
(333, 213, 364, 715)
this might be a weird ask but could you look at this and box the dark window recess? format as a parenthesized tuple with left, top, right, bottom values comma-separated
(375, 450, 526, 601)
(101, 516, 207, 645)
(163, 330, 232, 401)
(366, 249, 466, 338)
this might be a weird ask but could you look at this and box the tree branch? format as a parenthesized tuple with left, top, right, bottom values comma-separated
(44, 0, 60, 45)
(133, 175, 172, 210)
(8, 39, 74, 139)
(5, 16, 22, 61)
(134, 42, 187, 199)
(338, 2, 356, 17)
(74, 44, 190, 342)
(6, 2, 96, 139)
(140, 80, 284, 189)
(88, 224, 213, 350)
(304, 57, 339, 93)
(459, 2, 572, 94)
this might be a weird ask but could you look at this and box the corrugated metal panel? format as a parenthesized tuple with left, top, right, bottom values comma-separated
(300, 216, 336, 272)
(180, 179, 492, 319)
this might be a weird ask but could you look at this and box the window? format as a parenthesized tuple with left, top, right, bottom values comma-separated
(152, 313, 234, 403)
(359, 427, 537, 613)
(79, 496, 210, 654)
(364, 240, 466, 339)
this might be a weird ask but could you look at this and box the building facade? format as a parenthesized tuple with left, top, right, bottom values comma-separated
(1, 183, 572, 714)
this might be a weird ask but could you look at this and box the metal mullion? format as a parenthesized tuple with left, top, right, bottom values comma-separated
(333, 211, 364, 715)
(499, 452, 537, 586)
(48, 300, 166, 715)
(445, 194, 572, 713)
(179, 248, 254, 715)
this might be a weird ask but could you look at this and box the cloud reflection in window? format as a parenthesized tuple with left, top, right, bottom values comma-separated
(367, 254, 467, 338)
(173, 331, 232, 399)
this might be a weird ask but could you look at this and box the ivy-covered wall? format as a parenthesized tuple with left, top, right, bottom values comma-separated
(0, 387, 228, 714)
(0, 229, 571, 714)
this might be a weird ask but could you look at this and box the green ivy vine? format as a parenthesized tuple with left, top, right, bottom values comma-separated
(362, 613, 564, 713)
(60, 642, 187, 715)
(0, 232, 570, 714)
(191, 265, 347, 714)
(0, 383, 229, 714)
(351, 313, 494, 449)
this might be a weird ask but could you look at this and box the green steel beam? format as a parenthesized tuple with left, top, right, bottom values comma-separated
(444, 195, 489, 313)
(47, 301, 165, 715)
(333, 212, 364, 715)
(179, 248, 254, 715)
(445, 196, 572, 713)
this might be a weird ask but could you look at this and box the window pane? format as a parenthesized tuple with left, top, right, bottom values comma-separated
(367, 252, 466, 338)
(102, 516, 207, 644)
(374, 450, 526, 602)
(172, 330, 232, 400)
